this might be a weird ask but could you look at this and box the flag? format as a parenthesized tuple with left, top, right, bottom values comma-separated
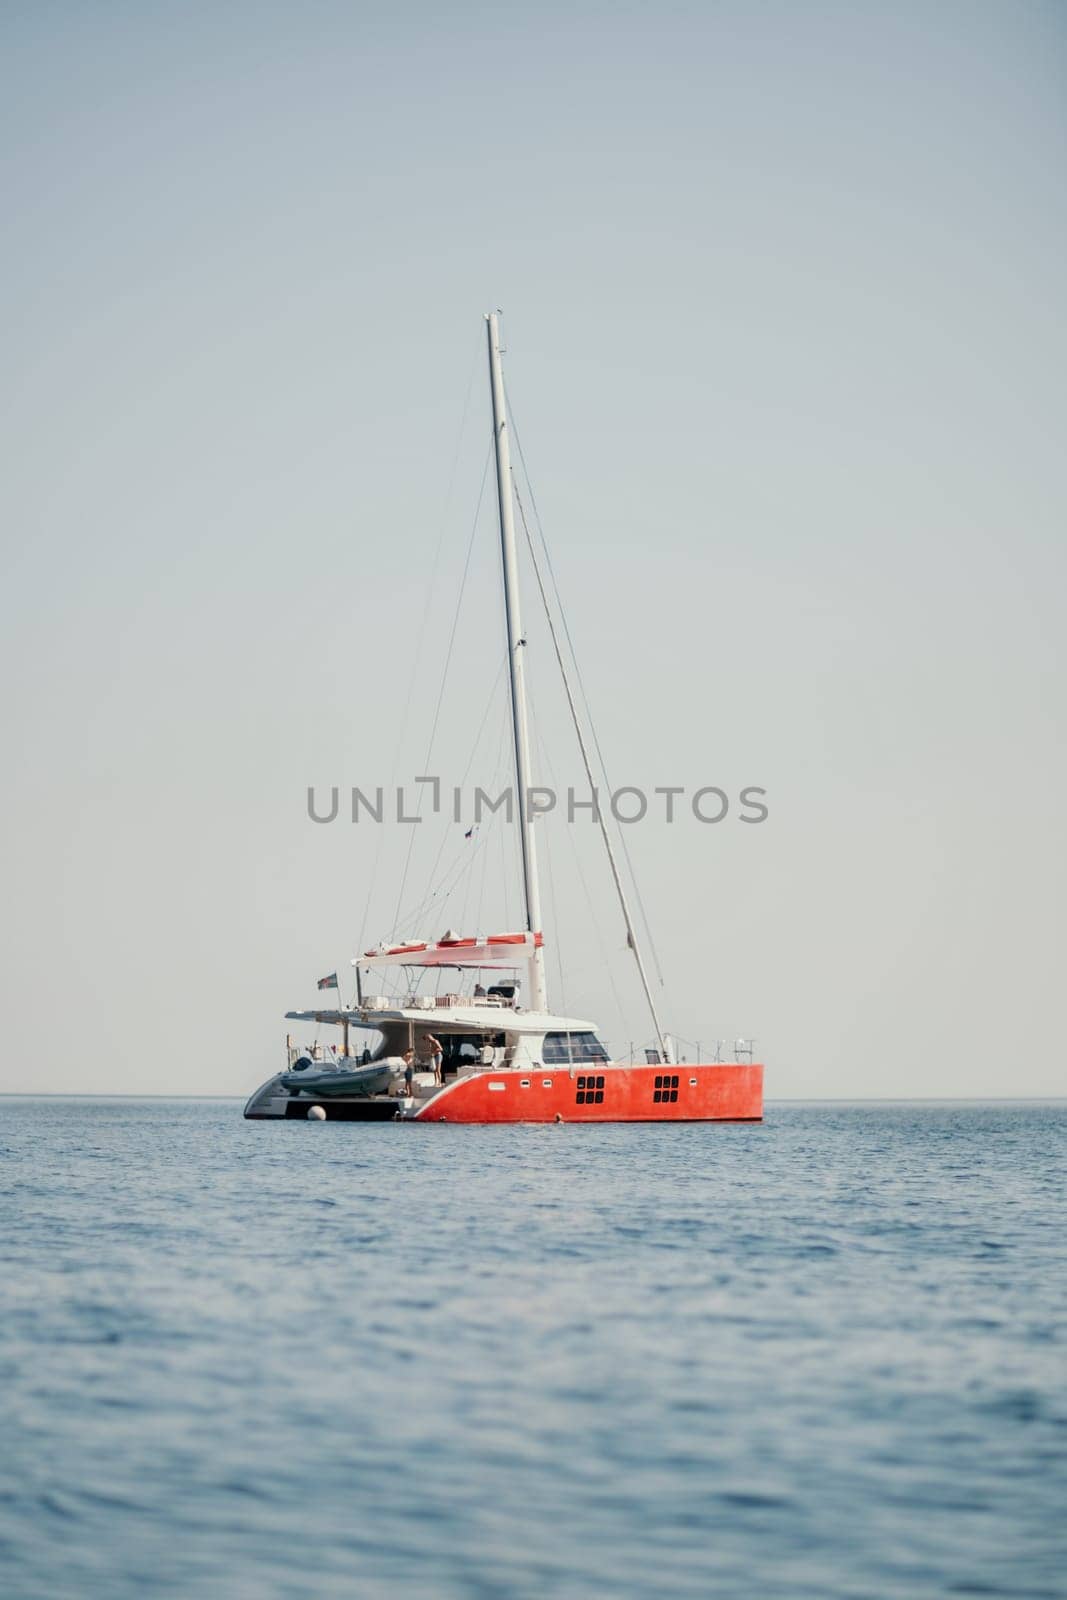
(464, 826, 474, 839)
(317, 972, 339, 991)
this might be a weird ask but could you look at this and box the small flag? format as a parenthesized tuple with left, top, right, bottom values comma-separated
(464, 826, 474, 839)
(317, 972, 339, 991)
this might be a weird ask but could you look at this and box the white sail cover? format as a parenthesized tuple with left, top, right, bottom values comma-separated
(354, 932, 543, 970)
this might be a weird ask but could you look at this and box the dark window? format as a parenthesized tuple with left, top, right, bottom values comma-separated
(544, 1032, 609, 1065)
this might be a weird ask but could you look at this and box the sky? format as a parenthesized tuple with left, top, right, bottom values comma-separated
(1, 0, 1064, 1098)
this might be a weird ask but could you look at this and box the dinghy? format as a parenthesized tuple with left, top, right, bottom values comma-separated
(280, 1058, 394, 1098)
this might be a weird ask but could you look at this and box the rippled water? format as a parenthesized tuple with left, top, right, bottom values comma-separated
(1, 1099, 1065, 1599)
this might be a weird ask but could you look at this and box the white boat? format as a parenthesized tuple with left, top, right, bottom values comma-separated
(245, 315, 763, 1124)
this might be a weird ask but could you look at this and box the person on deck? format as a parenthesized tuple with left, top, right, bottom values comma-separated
(426, 1034, 444, 1086)
(381, 1050, 412, 1095)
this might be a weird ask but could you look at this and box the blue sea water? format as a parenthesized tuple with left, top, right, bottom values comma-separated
(0, 1099, 1064, 1600)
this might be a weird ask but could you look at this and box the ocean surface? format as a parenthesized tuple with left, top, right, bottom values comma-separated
(1, 1099, 1064, 1600)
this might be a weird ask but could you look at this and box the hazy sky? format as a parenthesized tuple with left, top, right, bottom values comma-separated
(2, 1, 1064, 1098)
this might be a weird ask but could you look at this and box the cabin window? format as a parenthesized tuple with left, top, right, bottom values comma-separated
(542, 1032, 609, 1065)
(653, 1073, 680, 1103)
(575, 1074, 605, 1105)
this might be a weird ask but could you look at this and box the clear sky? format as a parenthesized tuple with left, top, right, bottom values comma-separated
(2, 1, 1064, 1098)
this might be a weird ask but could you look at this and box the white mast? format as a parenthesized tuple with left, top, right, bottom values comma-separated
(486, 311, 548, 1013)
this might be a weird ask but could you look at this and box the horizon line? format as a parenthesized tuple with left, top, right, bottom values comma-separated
(2, 1093, 1064, 1105)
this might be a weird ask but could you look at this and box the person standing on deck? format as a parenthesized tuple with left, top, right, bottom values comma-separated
(426, 1034, 444, 1086)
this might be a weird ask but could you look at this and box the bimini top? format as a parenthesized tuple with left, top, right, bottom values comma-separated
(284, 1004, 597, 1036)
(355, 931, 542, 970)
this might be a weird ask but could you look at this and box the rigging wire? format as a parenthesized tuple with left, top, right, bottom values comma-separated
(397, 701, 509, 934)
(390, 442, 492, 935)
(527, 715, 567, 1012)
(539, 792, 567, 1022)
(412, 652, 508, 927)
(356, 329, 483, 961)
(460, 706, 510, 932)
(397, 834, 479, 934)
(390, 659, 507, 934)
(505, 388, 666, 989)
(529, 705, 631, 1046)
(499, 713, 511, 932)
(472, 714, 507, 934)
(513, 478, 668, 1060)
(399, 695, 513, 941)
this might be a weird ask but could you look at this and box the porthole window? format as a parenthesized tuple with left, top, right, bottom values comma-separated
(652, 1074, 679, 1103)
(576, 1074, 606, 1104)
(542, 1079, 553, 1088)
(520, 1079, 531, 1088)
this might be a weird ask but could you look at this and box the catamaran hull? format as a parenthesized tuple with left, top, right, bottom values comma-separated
(411, 1062, 762, 1122)
(244, 1063, 762, 1122)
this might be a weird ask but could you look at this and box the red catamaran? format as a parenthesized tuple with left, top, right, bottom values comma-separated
(245, 315, 763, 1125)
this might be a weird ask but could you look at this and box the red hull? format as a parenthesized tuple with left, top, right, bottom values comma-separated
(414, 1062, 763, 1123)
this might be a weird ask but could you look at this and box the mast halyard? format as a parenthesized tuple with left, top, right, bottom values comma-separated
(513, 487, 672, 1066)
(486, 311, 549, 1013)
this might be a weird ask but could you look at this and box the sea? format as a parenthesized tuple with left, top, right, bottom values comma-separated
(1, 1098, 1064, 1600)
